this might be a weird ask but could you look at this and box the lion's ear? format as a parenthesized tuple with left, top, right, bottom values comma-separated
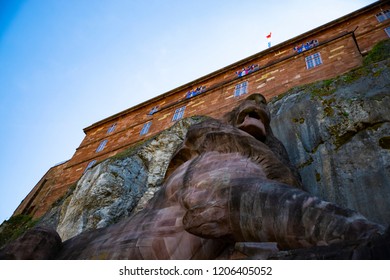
(246, 93, 267, 105)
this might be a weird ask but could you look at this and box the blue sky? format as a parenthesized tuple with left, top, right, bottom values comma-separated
(0, 0, 376, 223)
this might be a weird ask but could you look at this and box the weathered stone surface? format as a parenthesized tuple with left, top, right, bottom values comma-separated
(0, 226, 61, 259)
(266, 227, 390, 260)
(56, 156, 148, 241)
(56, 116, 205, 241)
(269, 58, 390, 226)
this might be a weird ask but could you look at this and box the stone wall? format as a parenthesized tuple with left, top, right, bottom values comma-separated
(269, 49, 390, 225)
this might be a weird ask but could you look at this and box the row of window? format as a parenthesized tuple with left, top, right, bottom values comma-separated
(86, 51, 326, 172)
(92, 52, 323, 156)
(141, 106, 186, 136)
(91, 104, 188, 157)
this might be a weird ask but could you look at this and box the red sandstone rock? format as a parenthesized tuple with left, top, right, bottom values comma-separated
(0, 227, 61, 259)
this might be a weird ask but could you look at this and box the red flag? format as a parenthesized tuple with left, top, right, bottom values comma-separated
(266, 32, 272, 48)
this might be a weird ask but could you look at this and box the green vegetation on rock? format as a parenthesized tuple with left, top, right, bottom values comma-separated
(363, 39, 390, 66)
(0, 214, 38, 249)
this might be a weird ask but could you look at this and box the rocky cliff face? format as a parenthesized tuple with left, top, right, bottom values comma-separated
(269, 57, 390, 226)
(55, 116, 207, 241)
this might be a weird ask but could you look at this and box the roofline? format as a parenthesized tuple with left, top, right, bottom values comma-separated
(83, 0, 385, 133)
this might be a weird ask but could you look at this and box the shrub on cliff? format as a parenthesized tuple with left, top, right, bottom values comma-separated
(0, 215, 37, 249)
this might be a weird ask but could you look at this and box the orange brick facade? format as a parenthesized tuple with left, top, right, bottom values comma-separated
(14, 1, 390, 219)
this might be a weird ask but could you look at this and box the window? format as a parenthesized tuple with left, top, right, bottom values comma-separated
(172, 106, 186, 121)
(185, 86, 206, 98)
(96, 139, 107, 152)
(148, 106, 159, 115)
(235, 64, 259, 77)
(140, 122, 152, 135)
(385, 26, 390, 37)
(52, 160, 68, 167)
(234, 81, 248, 97)
(376, 10, 390, 22)
(84, 160, 96, 173)
(293, 39, 319, 53)
(107, 123, 116, 134)
(305, 52, 322, 69)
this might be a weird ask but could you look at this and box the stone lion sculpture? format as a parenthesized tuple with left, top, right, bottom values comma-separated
(1, 94, 385, 259)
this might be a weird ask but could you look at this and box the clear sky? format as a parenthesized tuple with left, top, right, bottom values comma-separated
(0, 0, 376, 224)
